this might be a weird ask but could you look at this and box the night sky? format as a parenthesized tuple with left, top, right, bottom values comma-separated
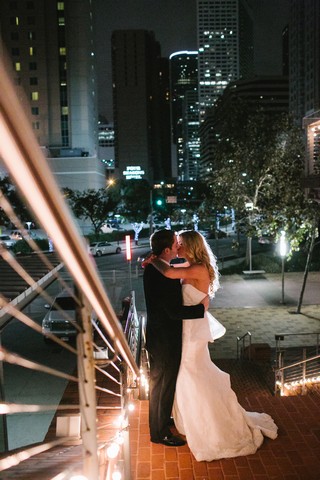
(93, 0, 290, 120)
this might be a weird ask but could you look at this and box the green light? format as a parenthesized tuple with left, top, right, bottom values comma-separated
(156, 199, 163, 206)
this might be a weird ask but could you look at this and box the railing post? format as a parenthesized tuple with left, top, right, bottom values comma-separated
(120, 364, 131, 480)
(76, 289, 99, 480)
(0, 333, 8, 453)
(302, 348, 307, 395)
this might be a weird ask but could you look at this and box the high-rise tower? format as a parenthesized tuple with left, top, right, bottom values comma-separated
(0, 0, 104, 190)
(289, 0, 320, 197)
(112, 30, 171, 184)
(169, 51, 198, 180)
(197, 0, 254, 120)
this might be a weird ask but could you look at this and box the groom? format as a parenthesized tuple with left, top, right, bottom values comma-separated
(143, 229, 208, 446)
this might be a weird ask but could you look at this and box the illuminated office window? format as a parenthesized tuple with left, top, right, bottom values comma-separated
(31, 91, 39, 101)
(57, 2, 65, 10)
(15, 62, 21, 71)
(29, 47, 35, 56)
(58, 17, 65, 26)
(10, 16, 19, 25)
(59, 47, 66, 56)
(61, 106, 69, 115)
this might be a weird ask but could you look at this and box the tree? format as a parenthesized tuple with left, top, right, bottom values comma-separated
(118, 180, 150, 222)
(63, 188, 120, 236)
(204, 99, 317, 257)
(0, 176, 33, 227)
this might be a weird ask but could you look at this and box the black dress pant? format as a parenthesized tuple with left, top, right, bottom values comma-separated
(148, 348, 181, 442)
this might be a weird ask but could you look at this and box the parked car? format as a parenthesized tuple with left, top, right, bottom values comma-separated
(42, 290, 78, 343)
(10, 230, 23, 240)
(89, 241, 121, 257)
(100, 223, 114, 233)
(0, 234, 16, 248)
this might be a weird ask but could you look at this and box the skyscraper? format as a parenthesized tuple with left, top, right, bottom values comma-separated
(197, 0, 254, 120)
(289, 0, 320, 198)
(112, 30, 171, 184)
(0, 0, 104, 190)
(169, 51, 198, 180)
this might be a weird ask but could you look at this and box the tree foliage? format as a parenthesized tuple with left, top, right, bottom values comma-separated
(0, 176, 32, 227)
(117, 179, 151, 222)
(205, 99, 318, 252)
(63, 187, 120, 236)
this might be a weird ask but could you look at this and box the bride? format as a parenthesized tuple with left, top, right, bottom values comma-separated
(151, 230, 278, 462)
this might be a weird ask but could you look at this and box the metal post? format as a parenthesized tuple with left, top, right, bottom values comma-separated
(281, 256, 285, 304)
(149, 189, 153, 236)
(0, 333, 8, 453)
(75, 288, 99, 480)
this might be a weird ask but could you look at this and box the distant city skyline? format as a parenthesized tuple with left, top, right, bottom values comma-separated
(93, 0, 289, 120)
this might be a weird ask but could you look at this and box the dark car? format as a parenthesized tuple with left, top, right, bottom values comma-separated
(42, 290, 78, 343)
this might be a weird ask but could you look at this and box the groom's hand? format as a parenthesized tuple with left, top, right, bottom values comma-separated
(200, 295, 210, 311)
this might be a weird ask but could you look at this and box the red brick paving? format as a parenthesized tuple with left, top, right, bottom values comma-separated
(130, 360, 320, 480)
(1, 360, 320, 479)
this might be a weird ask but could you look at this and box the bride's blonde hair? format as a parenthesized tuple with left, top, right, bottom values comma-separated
(179, 230, 220, 298)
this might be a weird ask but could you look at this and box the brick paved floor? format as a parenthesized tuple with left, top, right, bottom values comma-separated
(129, 360, 320, 480)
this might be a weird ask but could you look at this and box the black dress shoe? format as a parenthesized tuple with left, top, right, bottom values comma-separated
(159, 435, 186, 447)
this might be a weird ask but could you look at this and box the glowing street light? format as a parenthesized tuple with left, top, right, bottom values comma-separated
(279, 230, 288, 304)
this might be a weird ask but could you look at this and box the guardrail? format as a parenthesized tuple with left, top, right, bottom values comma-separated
(0, 58, 145, 479)
(274, 332, 320, 396)
(236, 331, 252, 360)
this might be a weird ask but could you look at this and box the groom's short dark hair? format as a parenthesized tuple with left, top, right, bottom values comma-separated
(151, 229, 175, 256)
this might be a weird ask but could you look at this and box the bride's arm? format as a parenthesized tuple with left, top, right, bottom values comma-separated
(151, 258, 203, 279)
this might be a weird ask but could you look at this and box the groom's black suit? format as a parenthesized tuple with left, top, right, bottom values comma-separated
(143, 263, 204, 442)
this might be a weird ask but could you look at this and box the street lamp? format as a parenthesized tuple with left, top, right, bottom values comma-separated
(279, 230, 288, 304)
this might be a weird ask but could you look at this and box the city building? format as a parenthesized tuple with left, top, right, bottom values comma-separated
(112, 30, 171, 184)
(197, 0, 254, 120)
(98, 122, 115, 178)
(200, 75, 289, 176)
(289, 0, 320, 200)
(0, 0, 105, 191)
(169, 51, 198, 179)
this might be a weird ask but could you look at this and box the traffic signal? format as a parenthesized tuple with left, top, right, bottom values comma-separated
(154, 196, 164, 208)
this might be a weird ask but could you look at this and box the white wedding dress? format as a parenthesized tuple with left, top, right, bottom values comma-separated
(173, 283, 278, 462)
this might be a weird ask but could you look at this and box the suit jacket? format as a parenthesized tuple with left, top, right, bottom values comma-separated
(143, 263, 205, 356)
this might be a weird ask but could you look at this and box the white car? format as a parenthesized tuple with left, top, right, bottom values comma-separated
(89, 241, 121, 257)
(0, 234, 16, 248)
(100, 223, 114, 233)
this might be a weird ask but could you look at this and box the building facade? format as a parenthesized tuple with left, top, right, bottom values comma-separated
(197, 0, 254, 120)
(289, 0, 320, 199)
(200, 75, 289, 176)
(112, 30, 171, 184)
(0, 0, 105, 190)
(169, 51, 199, 180)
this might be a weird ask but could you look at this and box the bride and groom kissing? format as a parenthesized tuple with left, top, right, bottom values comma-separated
(143, 229, 277, 462)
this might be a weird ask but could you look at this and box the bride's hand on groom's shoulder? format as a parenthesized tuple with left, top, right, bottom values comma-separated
(141, 252, 157, 268)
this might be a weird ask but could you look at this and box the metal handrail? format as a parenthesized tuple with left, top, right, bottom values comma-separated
(0, 62, 139, 379)
(236, 331, 252, 359)
(0, 58, 141, 479)
(275, 352, 320, 395)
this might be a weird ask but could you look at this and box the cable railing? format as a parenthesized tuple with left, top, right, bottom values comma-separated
(274, 332, 320, 396)
(0, 56, 145, 479)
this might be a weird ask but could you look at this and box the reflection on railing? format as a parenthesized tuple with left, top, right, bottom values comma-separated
(0, 57, 144, 479)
